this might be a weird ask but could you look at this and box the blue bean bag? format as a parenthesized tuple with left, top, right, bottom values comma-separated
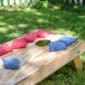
(2, 57, 20, 69)
(49, 36, 78, 51)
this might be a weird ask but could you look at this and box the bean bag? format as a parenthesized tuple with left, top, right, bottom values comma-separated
(12, 38, 27, 49)
(49, 36, 77, 51)
(0, 43, 13, 56)
(23, 32, 37, 42)
(58, 36, 78, 46)
(2, 57, 20, 69)
(36, 29, 51, 38)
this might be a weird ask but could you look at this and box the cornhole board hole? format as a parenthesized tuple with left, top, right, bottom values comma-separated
(0, 34, 85, 85)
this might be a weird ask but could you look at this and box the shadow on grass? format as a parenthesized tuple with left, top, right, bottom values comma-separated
(0, 4, 85, 44)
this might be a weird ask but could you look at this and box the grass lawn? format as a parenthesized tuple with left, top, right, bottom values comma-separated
(0, 3, 85, 85)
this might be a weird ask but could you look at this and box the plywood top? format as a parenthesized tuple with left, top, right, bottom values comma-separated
(0, 34, 85, 85)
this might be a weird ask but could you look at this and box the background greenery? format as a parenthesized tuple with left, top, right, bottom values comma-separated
(0, 1, 85, 85)
(0, 0, 85, 7)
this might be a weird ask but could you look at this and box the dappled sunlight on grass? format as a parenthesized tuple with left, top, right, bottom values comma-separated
(31, 11, 43, 16)
(0, 27, 8, 33)
(18, 24, 28, 28)
(52, 28, 77, 36)
(53, 6, 61, 10)
(80, 53, 85, 62)
(0, 16, 4, 19)
(0, 4, 85, 85)
(0, 6, 85, 42)
(78, 15, 85, 19)
(0, 22, 7, 26)
(37, 18, 49, 24)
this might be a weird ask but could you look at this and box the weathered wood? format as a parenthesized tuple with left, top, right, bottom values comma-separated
(17, 40, 85, 85)
(73, 56, 83, 70)
(0, 34, 85, 85)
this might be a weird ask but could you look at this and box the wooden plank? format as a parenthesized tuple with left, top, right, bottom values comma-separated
(17, 40, 85, 85)
(0, 34, 85, 85)
(0, 43, 49, 85)
(73, 56, 83, 70)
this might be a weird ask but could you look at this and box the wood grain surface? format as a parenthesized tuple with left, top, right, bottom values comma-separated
(0, 34, 85, 85)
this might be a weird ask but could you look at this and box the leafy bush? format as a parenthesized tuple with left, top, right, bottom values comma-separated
(48, 0, 57, 5)
(33, 0, 48, 8)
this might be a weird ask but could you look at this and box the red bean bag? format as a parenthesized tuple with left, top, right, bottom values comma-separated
(12, 38, 27, 49)
(0, 43, 13, 56)
(23, 32, 37, 42)
(36, 29, 51, 38)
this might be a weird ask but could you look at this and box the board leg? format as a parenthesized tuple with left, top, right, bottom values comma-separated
(16, 79, 35, 85)
(73, 56, 83, 70)
(27, 83, 35, 85)
(26, 83, 35, 85)
(19, 82, 35, 85)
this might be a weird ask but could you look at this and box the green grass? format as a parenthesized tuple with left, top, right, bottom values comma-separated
(0, 4, 85, 85)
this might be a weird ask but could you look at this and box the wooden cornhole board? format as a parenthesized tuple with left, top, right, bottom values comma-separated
(0, 34, 85, 85)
